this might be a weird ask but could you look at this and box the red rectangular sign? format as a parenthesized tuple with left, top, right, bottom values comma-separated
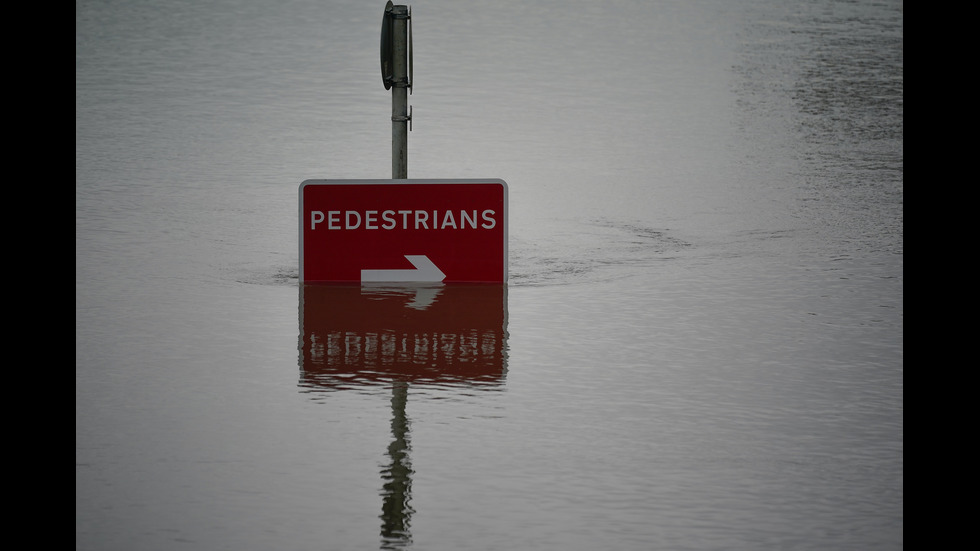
(299, 179, 508, 283)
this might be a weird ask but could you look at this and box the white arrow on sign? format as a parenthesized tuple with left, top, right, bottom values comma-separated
(361, 255, 446, 283)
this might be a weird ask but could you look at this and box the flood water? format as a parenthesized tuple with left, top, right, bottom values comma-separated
(76, 1, 903, 550)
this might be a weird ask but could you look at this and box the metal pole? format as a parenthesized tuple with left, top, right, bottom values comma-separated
(390, 5, 410, 179)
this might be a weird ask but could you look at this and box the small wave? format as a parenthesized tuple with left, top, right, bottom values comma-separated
(232, 264, 299, 286)
(509, 218, 690, 287)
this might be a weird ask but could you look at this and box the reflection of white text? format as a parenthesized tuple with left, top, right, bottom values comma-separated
(309, 330, 503, 368)
(310, 209, 497, 231)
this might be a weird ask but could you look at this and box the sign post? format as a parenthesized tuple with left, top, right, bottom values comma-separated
(299, 179, 508, 283)
(381, 2, 412, 179)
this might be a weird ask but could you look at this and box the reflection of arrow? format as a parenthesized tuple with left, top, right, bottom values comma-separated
(361, 284, 443, 310)
(362, 255, 446, 283)
(405, 286, 442, 310)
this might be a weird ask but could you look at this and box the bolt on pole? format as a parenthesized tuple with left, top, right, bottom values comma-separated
(381, 2, 412, 179)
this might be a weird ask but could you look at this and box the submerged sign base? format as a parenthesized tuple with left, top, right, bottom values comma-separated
(299, 179, 507, 283)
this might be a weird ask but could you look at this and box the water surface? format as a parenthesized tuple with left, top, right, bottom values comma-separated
(76, 1, 902, 549)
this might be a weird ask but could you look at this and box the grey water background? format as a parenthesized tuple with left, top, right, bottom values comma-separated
(76, 0, 903, 550)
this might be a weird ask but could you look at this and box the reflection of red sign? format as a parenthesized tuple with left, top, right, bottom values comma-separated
(299, 284, 508, 389)
(299, 179, 508, 283)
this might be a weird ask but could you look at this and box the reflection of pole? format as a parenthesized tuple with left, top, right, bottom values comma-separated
(390, 5, 410, 179)
(380, 380, 413, 549)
